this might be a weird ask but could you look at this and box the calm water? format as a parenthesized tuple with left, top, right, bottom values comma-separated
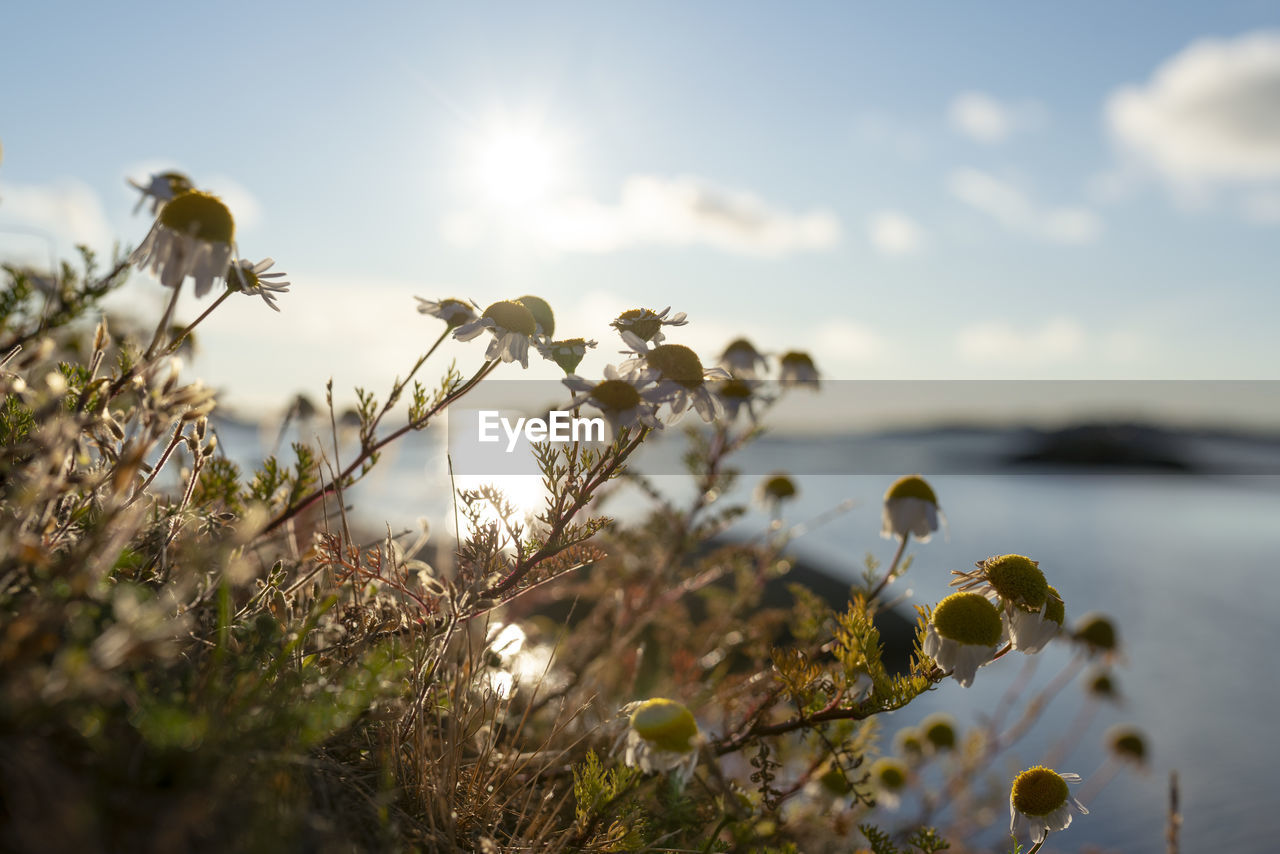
(219, 419, 1280, 853)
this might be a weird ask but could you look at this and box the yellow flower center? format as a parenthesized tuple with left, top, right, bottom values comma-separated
(884, 474, 937, 505)
(982, 554, 1048, 610)
(226, 263, 257, 292)
(895, 728, 924, 756)
(932, 592, 1002, 647)
(1075, 614, 1118, 651)
(517, 295, 555, 337)
(590, 379, 642, 412)
(612, 308, 664, 341)
(780, 351, 817, 372)
(717, 378, 754, 399)
(871, 757, 907, 790)
(482, 301, 537, 336)
(1011, 766, 1069, 817)
(159, 191, 235, 243)
(1088, 671, 1116, 697)
(922, 715, 956, 750)
(1108, 728, 1147, 762)
(1043, 585, 1065, 625)
(160, 171, 193, 196)
(630, 698, 698, 753)
(761, 474, 797, 500)
(646, 344, 705, 389)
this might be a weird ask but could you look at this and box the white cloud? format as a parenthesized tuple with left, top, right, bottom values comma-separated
(1106, 31, 1280, 183)
(867, 211, 924, 256)
(948, 91, 1046, 143)
(948, 168, 1102, 244)
(443, 174, 841, 257)
(0, 179, 113, 264)
(957, 318, 1086, 364)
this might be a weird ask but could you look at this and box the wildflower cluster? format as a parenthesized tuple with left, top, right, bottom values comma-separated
(0, 166, 1151, 853)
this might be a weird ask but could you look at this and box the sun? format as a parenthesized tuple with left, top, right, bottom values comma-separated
(467, 118, 568, 210)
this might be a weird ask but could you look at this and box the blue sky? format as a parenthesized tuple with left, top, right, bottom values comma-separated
(3, 2, 1279, 413)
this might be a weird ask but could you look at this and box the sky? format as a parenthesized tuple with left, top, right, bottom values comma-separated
(2, 1, 1279, 420)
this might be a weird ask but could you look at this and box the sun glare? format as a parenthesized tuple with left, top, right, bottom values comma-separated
(468, 119, 568, 210)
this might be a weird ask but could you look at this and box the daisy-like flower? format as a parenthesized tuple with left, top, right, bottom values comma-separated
(1009, 766, 1088, 844)
(227, 258, 290, 311)
(618, 341, 730, 423)
(778, 350, 819, 389)
(130, 190, 236, 297)
(712, 376, 763, 423)
(1105, 725, 1148, 770)
(951, 554, 1059, 653)
(881, 474, 942, 542)
(537, 337, 596, 375)
(1007, 583, 1065, 654)
(563, 365, 663, 439)
(516, 295, 555, 340)
(921, 713, 957, 752)
(619, 698, 701, 784)
(415, 297, 477, 329)
(1073, 613, 1120, 660)
(894, 727, 926, 761)
(610, 306, 688, 347)
(453, 300, 538, 368)
(719, 337, 768, 378)
(869, 757, 909, 810)
(923, 592, 1003, 687)
(1085, 669, 1122, 704)
(127, 170, 194, 215)
(755, 472, 798, 509)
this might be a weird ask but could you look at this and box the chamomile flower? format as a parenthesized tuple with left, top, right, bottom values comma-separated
(130, 190, 237, 297)
(921, 713, 957, 752)
(778, 351, 819, 389)
(1009, 766, 1087, 844)
(924, 592, 1002, 687)
(563, 365, 662, 439)
(415, 297, 477, 329)
(719, 338, 768, 378)
(610, 306, 688, 347)
(1106, 725, 1148, 770)
(881, 475, 942, 542)
(537, 337, 596, 375)
(755, 473, 798, 509)
(618, 341, 729, 423)
(516, 295, 555, 340)
(1085, 669, 1122, 704)
(869, 757, 909, 810)
(454, 300, 538, 368)
(1007, 584, 1065, 653)
(894, 727, 926, 761)
(713, 376, 764, 423)
(227, 258, 290, 311)
(127, 170, 194, 215)
(1073, 613, 1120, 660)
(619, 698, 701, 784)
(951, 554, 1060, 652)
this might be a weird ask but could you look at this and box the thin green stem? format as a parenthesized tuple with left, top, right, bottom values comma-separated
(144, 282, 184, 359)
(868, 532, 910, 602)
(163, 290, 230, 356)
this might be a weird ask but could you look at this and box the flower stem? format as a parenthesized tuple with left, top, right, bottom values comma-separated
(163, 290, 230, 356)
(868, 532, 910, 602)
(144, 283, 184, 359)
